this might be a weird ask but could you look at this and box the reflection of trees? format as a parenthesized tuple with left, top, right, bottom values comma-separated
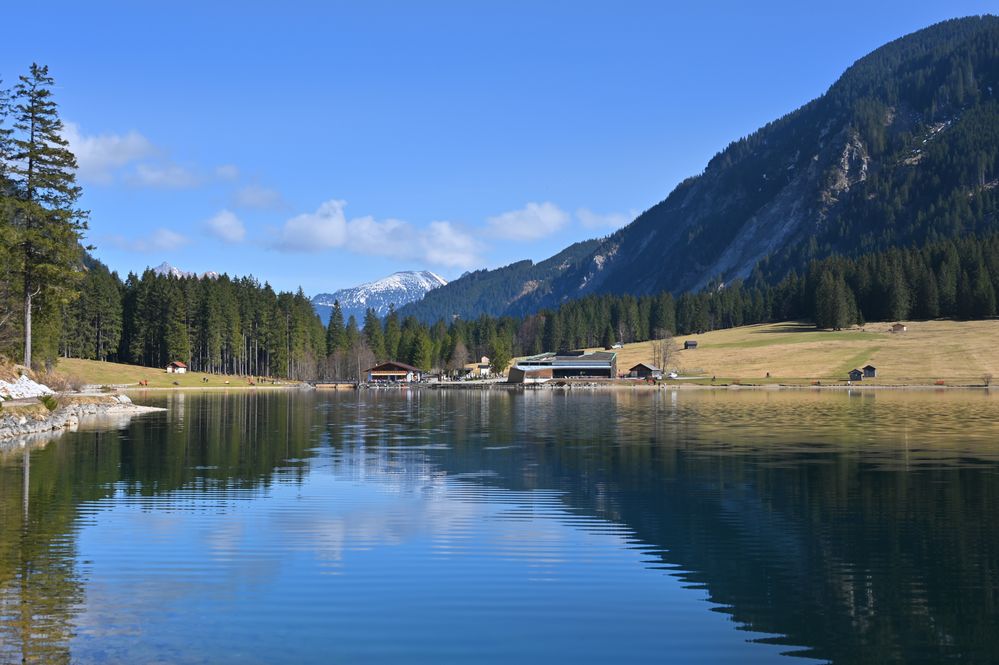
(343, 389, 999, 664)
(0, 391, 324, 663)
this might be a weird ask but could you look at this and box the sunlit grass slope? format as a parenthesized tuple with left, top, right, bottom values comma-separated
(593, 320, 999, 385)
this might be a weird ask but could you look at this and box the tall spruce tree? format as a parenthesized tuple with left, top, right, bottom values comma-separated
(8, 64, 86, 368)
(325, 300, 345, 356)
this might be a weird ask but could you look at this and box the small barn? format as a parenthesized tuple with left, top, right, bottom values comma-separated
(365, 361, 423, 383)
(166, 361, 187, 374)
(629, 363, 662, 380)
(849, 369, 864, 382)
(863, 365, 877, 378)
(891, 323, 907, 333)
(684, 340, 698, 350)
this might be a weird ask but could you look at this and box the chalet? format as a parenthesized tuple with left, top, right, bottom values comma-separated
(629, 362, 663, 380)
(863, 365, 877, 378)
(166, 361, 187, 374)
(848, 369, 864, 382)
(462, 356, 491, 378)
(684, 340, 698, 350)
(508, 350, 617, 383)
(891, 323, 907, 333)
(365, 361, 424, 383)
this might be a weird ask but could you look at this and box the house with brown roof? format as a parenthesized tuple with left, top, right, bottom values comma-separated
(365, 361, 424, 383)
(166, 361, 187, 374)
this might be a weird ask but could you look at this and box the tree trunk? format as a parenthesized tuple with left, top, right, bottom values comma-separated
(23, 291, 32, 368)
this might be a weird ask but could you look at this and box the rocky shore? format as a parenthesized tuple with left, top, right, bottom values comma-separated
(0, 394, 165, 442)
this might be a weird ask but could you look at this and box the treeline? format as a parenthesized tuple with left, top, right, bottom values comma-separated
(62, 265, 328, 380)
(59, 232, 999, 380)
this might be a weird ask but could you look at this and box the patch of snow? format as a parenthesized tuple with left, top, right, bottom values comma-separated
(0, 375, 55, 400)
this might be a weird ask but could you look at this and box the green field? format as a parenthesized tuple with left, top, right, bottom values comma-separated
(593, 319, 999, 385)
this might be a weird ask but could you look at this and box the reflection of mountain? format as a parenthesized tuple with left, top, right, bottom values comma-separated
(340, 390, 999, 663)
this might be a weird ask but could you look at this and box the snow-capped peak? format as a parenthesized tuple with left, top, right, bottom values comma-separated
(312, 270, 448, 324)
(151, 262, 219, 280)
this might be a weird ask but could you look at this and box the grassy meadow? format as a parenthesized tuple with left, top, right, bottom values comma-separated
(55, 358, 297, 390)
(590, 319, 999, 385)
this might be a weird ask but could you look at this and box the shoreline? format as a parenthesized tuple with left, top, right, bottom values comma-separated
(376, 380, 998, 393)
(0, 395, 165, 444)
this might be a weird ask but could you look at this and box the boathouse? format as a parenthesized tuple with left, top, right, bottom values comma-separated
(848, 369, 864, 381)
(508, 350, 617, 383)
(365, 361, 423, 383)
(863, 365, 877, 378)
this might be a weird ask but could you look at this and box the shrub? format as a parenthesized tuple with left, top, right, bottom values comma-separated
(39, 395, 59, 411)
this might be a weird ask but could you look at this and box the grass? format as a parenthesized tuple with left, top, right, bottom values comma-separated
(587, 319, 999, 385)
(55, 358, 298, 390)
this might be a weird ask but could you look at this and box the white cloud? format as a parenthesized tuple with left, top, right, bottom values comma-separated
(107, 228, 191, 252)
(233, 184, 285, 210)
(214, 164, 240, 181)
(421, 221, 479, 268)
(576, 207, 637, 231)
(61, 122, 156, 184)
(486, 202, 569, 240)
(275, 199, 349, 251)
(273, 199, 480, 268)
(205, 209, 245, 243)
(129, 163, 201, 189)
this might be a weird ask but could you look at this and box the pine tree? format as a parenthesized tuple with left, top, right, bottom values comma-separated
(325, 300, 345, 356)
(383, 306, 401, 360)
(542, 311, 561, 352)
(362, 308, 385, 359)
(8, 64, 87, 368)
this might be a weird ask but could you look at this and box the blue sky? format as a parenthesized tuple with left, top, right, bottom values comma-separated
(3, 1, 994, 293)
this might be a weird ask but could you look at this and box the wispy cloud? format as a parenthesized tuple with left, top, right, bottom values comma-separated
(214, 164, 240, 181)
(61, 122, 156, 184)
(107, 228, 191, 252)
(205, 209, 245, 243)
(232, 184, 286, 210)
(576, 207, 637, 231)
(272, 199, 480, 268)
(128, 163, 202, 189)
(486, 202, 569, 240)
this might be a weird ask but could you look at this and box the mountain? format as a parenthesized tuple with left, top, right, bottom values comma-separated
(151, 262, 219, 280)
(400, 16, 999, 323)
(312, 271, 447, 324)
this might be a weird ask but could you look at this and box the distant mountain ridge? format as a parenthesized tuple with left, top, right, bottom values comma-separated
(400, 15, 999, 323)
(151, 262, 220, 280)
(312, 270, 447, 324)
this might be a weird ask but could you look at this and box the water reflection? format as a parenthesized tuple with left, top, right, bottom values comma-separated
(0, 389, 997, 663)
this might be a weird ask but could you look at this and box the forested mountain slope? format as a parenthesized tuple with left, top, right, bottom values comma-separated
(402, 15, 999, 323)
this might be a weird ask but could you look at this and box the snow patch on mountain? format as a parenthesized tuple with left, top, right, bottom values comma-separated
(151, 262, 219, 280)
(312, 271, 447, 324)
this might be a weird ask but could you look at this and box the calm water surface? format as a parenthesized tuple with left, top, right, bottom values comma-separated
(2, 389, 999, 664)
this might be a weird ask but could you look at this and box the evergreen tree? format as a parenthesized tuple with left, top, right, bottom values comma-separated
(383, 306, 401, 360)
(7, 64, 86, 368)
(489, 337, 512, 376)
(325, 300, 345, 356)
(362, 308, 385, 359)
(542, 311, 561, 352)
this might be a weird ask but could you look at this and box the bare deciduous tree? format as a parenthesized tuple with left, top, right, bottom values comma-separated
(650, 328, 677, 371)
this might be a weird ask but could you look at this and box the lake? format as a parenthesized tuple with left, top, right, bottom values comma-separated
(2, 388, 998, 664)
